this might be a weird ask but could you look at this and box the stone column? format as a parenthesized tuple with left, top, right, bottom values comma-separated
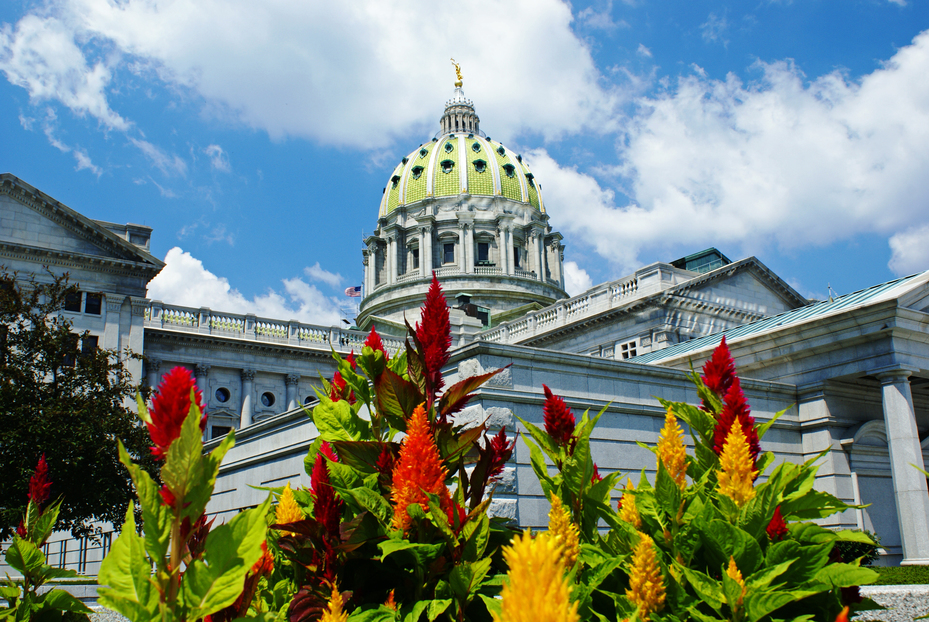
(878, 370, 929, 565)
(286, 374, 300, 411)
(387, 236, 396, 284)
(240, 369, 256, 429)
(418, 228, 426, 278)
(458, 224, 466, 272)
(465, 224, 474, 273)
(195, 364, 211, 402)
(537, 234, 546, 281)
(541, 238, 549, 281)
(146, 358, 162, 390)
(505, 227, 515, 276)
(496, 228, 506, 273)
(424, 225, 433, 275)
(362, 250, 371, 295)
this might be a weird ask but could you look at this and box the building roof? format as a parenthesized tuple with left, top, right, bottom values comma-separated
(629, 271, 929, 365)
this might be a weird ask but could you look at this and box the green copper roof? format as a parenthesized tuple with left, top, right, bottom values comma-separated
(379, 134, 545, 216)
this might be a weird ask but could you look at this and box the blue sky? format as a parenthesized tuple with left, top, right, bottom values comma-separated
(2, 0, 928, 326)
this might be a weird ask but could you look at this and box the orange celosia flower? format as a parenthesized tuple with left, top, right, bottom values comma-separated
(494, 530, 579, 622)
(835, 606, 850, 622)
(320, 584, 347, 622)
(548, 495, 580, 570)
(619, 480, 642, 529)
(656, 409, 687, 491)
(626, 532, 665, 621)
(384, 590, 397, 611)
(725, 556, 746, 607)
(717, 420, 758, 508)
(390, 404, 452, 530)
(274, 483, 303, 535)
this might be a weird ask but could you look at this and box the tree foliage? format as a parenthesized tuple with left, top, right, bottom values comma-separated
(0, 268, 157, 539)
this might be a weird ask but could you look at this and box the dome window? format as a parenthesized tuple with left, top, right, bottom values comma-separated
(503, 163, 516, 178)
(473, 159, 487, 173)
(419, 148, 428, 159)
(497, 146, 506, 156)
(411, 165, 424, 180)
(471, 142, 481, 153)
(526, 172, 535, 187)
(440, 159, 455, 174)
(391, 175, 400, 188)
(517, 154, 523, 163)
(401, 157, 409, 165)
(444, 142, 454, 153)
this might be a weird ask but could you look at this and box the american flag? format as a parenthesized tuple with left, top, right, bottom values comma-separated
(344, 286, 362, 297)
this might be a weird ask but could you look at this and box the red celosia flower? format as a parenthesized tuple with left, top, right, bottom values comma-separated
(365, 325, 388, 359)
(329, 371, 356, 405)
(487, 427, 515, 478)
(346, 351, 357, 371)
(766, 505, 788, 542)
(702, 336, 736, 403)
(446, 501, 468, 531)
(148, 366, 207, 459)
(376, 443, 396, 480)
(415, 274, 451, 408)
(543, 384, 576, 446)
(15, 521, 26, 539)
(159, 485, 177, 508)
(711, 378, 760, 463)
(391, 404, 452, 530)
(311, 442, 344, 539)
(28, 454, 52, 506)
(591, 463, 603, 484)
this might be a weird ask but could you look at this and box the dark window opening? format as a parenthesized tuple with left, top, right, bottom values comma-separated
(441, 160, 455, 174)
(444, 142, 454, 153)
(391, 175, 400, 188)
(411, 166, 424, 179)
(261, 392, 275, 408)
(64, 291, 82, 312)
(471, 142, 481, 153)
(526, 173, 535, 187)
(503, 164, 516, 178)
(215, 387, 231, 403)
(443, 243, 455, 264)
(516, 154, 523, 163)
(513, 247, 521, 269)
(84, 293, 102, 315)
(81, 335, 98, 355)
(419, 148, 428, 158)
(401, 157, 409, 164)
(62, 333, 79, 367)
(497, 146, 505, 156)
(412, 248, 420, 270)
(473, 159, 486, 173)
(211, 426, 232, 440)
(304, 395, 315, 405)
(477, 242, 489, 262)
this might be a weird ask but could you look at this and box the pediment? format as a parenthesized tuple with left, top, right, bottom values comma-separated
(0, 173, 164, 270)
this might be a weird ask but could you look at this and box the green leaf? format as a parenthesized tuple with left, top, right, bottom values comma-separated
(478, 594, 502, 618)
(40, 589, 93, 614)
(811, 563, 879, 589)
(676, 564, 724, 613)
(312, 397, 370, 441)
(655, 461, 683, 519)
(449, 558, 492, 604)
(182, 496, 271, 620)
(515, 415, 561, 465)
(118, 441, 171, 562)
(347, 607, 398, 622)
(374, 367, 422, 430)
(744, 589, 814, 622)
(461, 513, 490, 561)
(756, 405, 789, 441)
(438, 366, 509, 417)
(345, 487, 393, 526)
(31, 499, 62, 547)
(378, 540, 446, 570)
(5, 537, 46, 576)
(703, 520, 763, 575)
(97, 502, 160, 622)
(161, 403, 209, 520)
(402, 599, 430, 622)
(426, 599, 452, 621)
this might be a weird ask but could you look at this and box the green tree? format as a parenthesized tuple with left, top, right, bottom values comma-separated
(0, 268, 157, 540)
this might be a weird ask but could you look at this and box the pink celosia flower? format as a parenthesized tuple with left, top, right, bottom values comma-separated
(148, 366, 207, 459)
(543, 384, 576, 446)
(28, 454, 52, 506)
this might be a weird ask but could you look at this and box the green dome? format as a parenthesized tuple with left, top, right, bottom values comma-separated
(379, 134, 544, 216)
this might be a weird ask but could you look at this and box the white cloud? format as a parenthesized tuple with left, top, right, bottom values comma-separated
(304, 262, 343, 289)
(0, 14, 128, 129)
(72, 147, 102, 176)
(147, 247, 344, 325)
(536, 30, 929, 273)
(888, 224, 929, 275)
(636, 44, 652, 58)
(2, 0, 623, 148)
(204, 144, 230, 172)
(700, 12, 728, 44)
(563, 261, 593, 296)
(130, 138, 187, 176)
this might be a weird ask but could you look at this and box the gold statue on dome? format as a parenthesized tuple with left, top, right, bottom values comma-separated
(450, 58, 463, 88)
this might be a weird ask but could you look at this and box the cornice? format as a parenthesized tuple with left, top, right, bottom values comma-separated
(0, 242, 162, 282)
(144, 327, 337, 361)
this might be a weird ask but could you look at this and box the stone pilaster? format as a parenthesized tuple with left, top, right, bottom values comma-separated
(195, 364, 211, 401)
(878, 370, 929, 565)
(285, 373, 300, 411)
(146, 358, 162, 389)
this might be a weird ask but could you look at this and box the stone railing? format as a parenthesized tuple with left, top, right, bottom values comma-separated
(145, 302, 404, 354)
(478, 274, 642, 345)
(373, 265, 556, 291)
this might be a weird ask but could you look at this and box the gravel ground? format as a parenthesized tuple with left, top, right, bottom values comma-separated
(856, 585, 929, 622)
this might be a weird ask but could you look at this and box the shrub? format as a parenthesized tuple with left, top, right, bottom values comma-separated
(833, 530, 881, 566)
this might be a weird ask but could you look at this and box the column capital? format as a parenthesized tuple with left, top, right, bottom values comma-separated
(147, 358, 161, 372)
(874, 367, 919, 384)
(285, 373, 300, 386)
(195, 363, 212, 377)
(241, 369, 256, 381)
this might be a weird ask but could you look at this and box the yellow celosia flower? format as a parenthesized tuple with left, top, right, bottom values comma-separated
(626, 532, 665, 621)
(725, 556, 746, 607)
(320, 584, 348, 622)
(548, 495, 580, 570)
(716, 420, 758, 508)
(619, 480, 642, 529)
(275, 483, 303, 535)
(656, 409, 687, 491)
(493, 531, 579, 622)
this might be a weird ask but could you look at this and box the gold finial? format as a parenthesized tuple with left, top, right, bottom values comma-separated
(450, 57, 463, 88)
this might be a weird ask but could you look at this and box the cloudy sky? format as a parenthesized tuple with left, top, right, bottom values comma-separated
(2, 0, 928, 325)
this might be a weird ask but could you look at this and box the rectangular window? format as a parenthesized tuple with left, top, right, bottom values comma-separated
(62, 333, 79, 367)
(513, 246, 521, 269)
(64, 291, 82, 312)
(412, 248, 420, 270)
(620, 340, 638, 360)
(443, 243, 455, 264)
(81, 335, 98, 355)
(211, 426, 232, 440)
(84, 293, 102, 315)
(477, 242, 489, 262)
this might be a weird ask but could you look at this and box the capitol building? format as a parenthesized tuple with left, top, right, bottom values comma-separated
(2, 82, 929, 567)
